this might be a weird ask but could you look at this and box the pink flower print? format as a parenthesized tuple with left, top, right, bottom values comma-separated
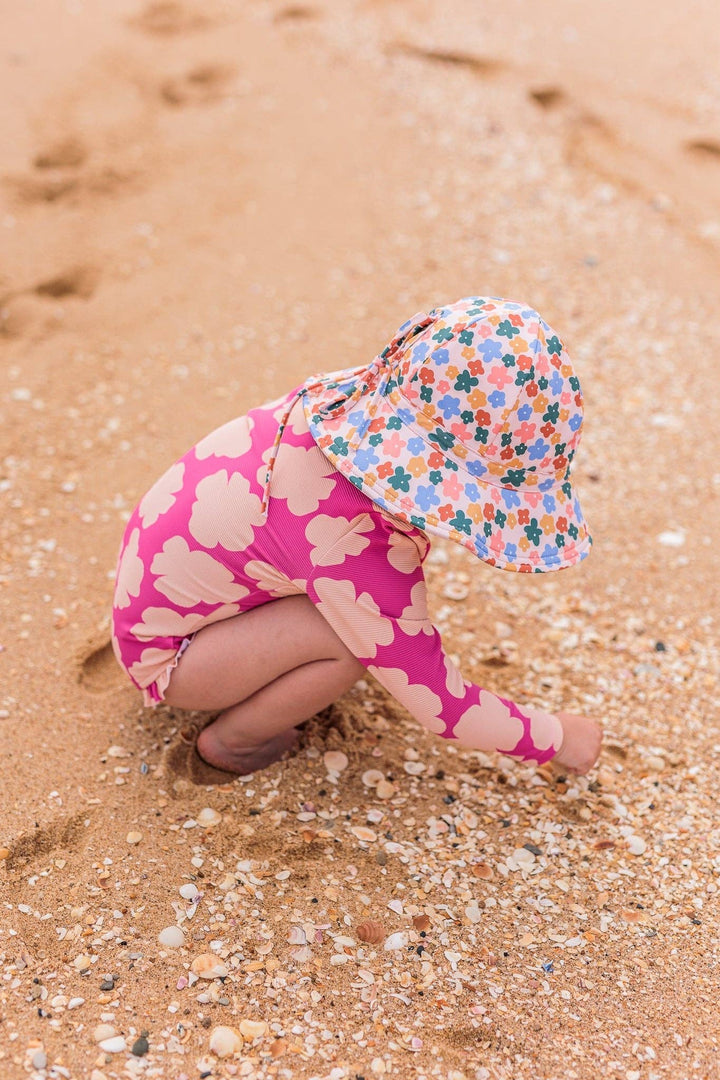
(195, 416, 254, 460)
(366, 665, 444, 734)
(305, 514, 374, 566)
(313, 578, 395, 659)
(534, 353, 550, 375)
(398, 582, 433, 634)
(386, 529, 425, 573)
(487, 365, 514, 391)
(138, 462, 185, 527)
(129, 646, 179, 692)
(243, 560, 307, 596)
(114, 529, 144, 610)
(444, 654, 466, 698)
(516, 420, 537, 442)
(436, 379, 451, 395)
(271, 443, 337, 513)
(451, 693, 525, 753)
(561, 391, 572, 405)
(524, 491, 542, 509)
(383, 430, 406, 459)
(151, 536, 249, 607)
(478, 322, 493, 339)
(442, 473, 463, 501)
(131, 604, 239, 642)
(189, 471, 264, 551)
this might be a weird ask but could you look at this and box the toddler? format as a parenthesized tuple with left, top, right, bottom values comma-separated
(112, 297, 602, 777)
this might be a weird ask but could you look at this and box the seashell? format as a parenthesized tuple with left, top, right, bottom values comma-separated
(403, 760, 426, 776)
(158, 926, 186, 948)
(351, 826, 377, 842)
(126, 831, 142, 845)
(209, 1026, 243, 1058)
(356, 920, 385, 944)
(387, 899, 403, 915)
(191, 954, 228, 979)
(269, 1038, 287, 1058)
(287, 925, 307, 946)
(412, 913, 431, 932)
(443, 581, 469, 601)
(239, 1019, 268, 1040)
(362, 769, 384, 788)
(375, 780, 395, 800)
(383, 931, 409, 951)
(197, 807, 222, 828)
(99, 1036, 127, 1054)
(179, 883, 200, 901)
(289, 945, 313, 962)
(627, 835, 647, 856)
(471, 862, 494, 880)
(323, 750, 348, 772)
(94, 1023, 117, 1043)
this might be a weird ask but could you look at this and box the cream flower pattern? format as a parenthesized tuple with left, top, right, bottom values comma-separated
(189, 471, 264, 551)
(270, 443, 337, 514)
(151, 536, 248, 607)
(386, 530, 423, 574)
(367, 666, 444, 734)
(313, 578, 395, 659)
(131, 603, 240, 642)
(195, 416, 254, 460)
(451, 693, 525, 753)
(305, 514, 373, 566)
(138, 462, 185, 528)
(243, 560, 306, 597)
(114, 529, 144, 609)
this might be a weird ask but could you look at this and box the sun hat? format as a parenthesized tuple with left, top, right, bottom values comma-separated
(297, 296, 591, 572)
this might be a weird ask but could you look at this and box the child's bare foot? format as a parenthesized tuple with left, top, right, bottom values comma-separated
(553, 712, 603, 775)
(197, 723, 300, 775)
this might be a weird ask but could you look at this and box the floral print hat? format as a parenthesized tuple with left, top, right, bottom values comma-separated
(299, 296, 591, 572)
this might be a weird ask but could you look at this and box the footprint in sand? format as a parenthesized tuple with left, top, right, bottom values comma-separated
(528, 86, 567, 111)
(684, 138, 720, 161)
(390, 41, 505, 77)
(4, 811, 90, 872)
(273, 5, 319, 21)
(78, 639, 122, 694)
(159, 63, 236, 107)
(130, 0, 212, 36)
(34, 264, 99, 301)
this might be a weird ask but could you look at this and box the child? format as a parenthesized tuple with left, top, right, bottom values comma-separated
(112, 297, 602, 777)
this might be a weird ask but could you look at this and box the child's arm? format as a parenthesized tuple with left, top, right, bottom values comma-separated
(306, 522, 601, 772)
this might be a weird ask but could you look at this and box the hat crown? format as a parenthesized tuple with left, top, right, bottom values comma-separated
(385, 298, 584, 489)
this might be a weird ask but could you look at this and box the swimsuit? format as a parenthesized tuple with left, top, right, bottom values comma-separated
(112, 389, 563, 764)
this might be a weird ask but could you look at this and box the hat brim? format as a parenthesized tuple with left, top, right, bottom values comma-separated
(303, 379, 591, 573)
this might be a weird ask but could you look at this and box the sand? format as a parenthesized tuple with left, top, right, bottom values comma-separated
(2, 1, 720, 1077)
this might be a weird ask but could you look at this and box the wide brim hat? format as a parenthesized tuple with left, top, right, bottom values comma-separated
(300, 297, 591, 573)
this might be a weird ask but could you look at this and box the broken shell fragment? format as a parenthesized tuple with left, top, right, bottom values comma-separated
(239, 1019, 268, 1040)
(209, 1026, 243, 1058)
(158, 926, 186, 948)
(362, 769, 384, 788)
(191, 954, 229, 979)
(356, 920, 385, 944)
(197, 807, 222, 828)
(383, 931, 409, 951)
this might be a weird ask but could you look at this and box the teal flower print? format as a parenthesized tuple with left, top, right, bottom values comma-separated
(524, 518, 542, 546)
(458, 328, 474, 345)
(450, 509, 473, 535)
(546, 335, 562, 356)
(454, 370, 479, 393)
(432, 327, 454, 343)
(329, 436, 350, 456)
(497, 319, 520, 339)
(388, 466, 412, 492)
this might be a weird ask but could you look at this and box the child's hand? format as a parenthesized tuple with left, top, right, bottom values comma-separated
(553, 712, 603, 775)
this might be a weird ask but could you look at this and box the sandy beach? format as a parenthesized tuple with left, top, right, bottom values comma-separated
(2, 1, 720, 1077)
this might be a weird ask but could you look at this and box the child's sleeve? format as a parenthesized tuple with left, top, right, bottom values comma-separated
(305, 516, 563, 765)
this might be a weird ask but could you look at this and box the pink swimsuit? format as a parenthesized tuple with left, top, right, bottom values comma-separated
(112, 389, 563, 764)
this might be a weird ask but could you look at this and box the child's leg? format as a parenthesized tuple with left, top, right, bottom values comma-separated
(163, 595, 364, 774)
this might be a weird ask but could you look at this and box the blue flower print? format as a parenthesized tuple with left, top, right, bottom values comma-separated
(407, 436, 425, 455)
(488, 390, 506, 409)
(415, 484, 442, 512)
(517, 403, 533, 421)
(550, 370, 564, 395)
(568, 413, 582, 432)
(541, 543, 559, 563)
(500, 489, 522, 508)
(504, 542, 518, 561)
(432, 348, 450, 367)
(396, 407, 416, 426)
(542, 494, 557, 513)
(437, 394, 461, 419)
(354, 446, 380, 470)
(479, 338, 504, 362)
(527, 438, 551, 461)
(466, 460, 488, 478)
(464, 482, 481, 501)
